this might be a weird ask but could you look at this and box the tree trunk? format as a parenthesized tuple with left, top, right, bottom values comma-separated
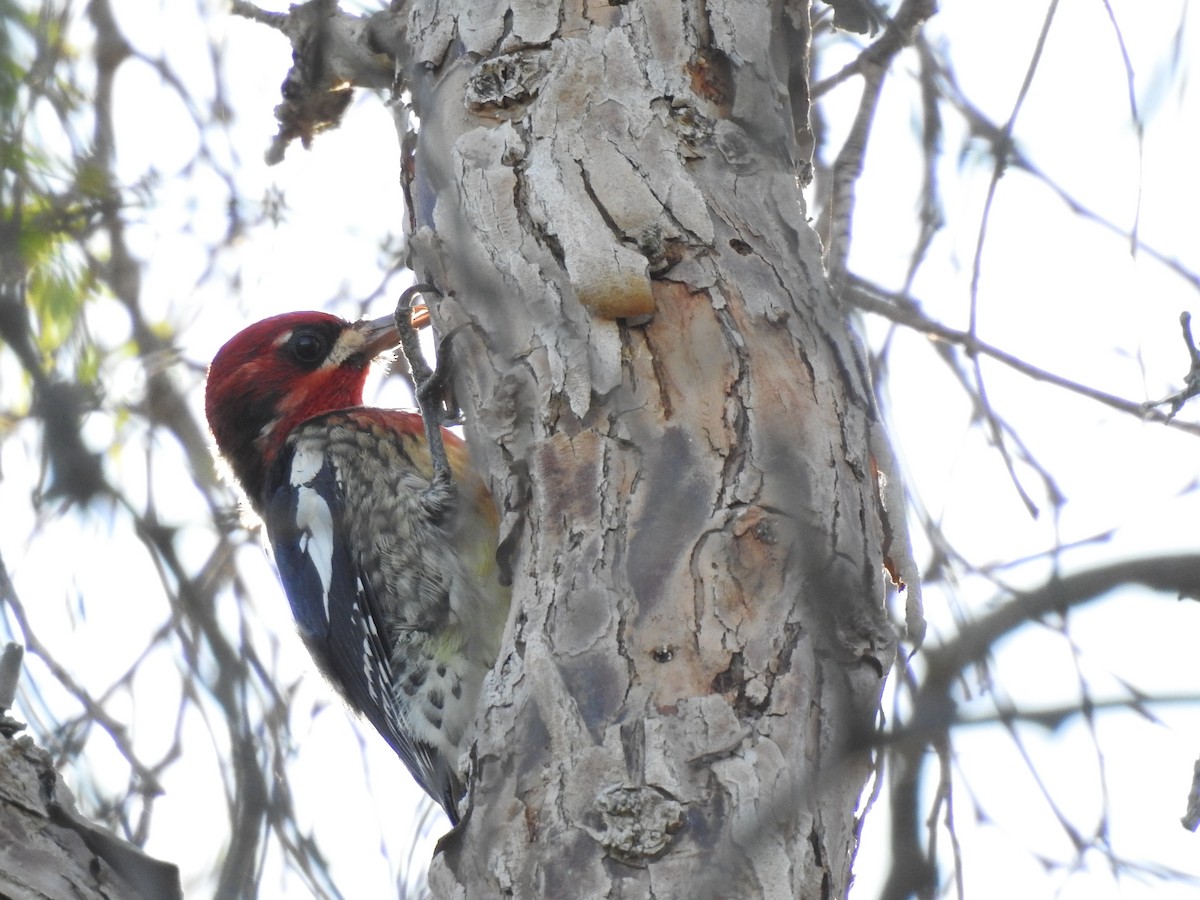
(0, 729, 181, 900)
(391, 0, 898, 895)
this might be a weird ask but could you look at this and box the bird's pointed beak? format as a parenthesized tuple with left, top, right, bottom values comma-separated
(354, 314, 402, 359)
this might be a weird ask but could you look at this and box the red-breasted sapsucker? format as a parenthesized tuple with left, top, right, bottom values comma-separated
(204, 311, 508, 823)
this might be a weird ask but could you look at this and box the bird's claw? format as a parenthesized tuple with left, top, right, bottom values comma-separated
(394, 285, 457, 493)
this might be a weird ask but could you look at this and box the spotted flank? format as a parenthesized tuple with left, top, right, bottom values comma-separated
(205, 312, 509, 825)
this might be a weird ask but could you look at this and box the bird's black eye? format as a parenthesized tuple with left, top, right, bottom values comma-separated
(288, 329, 328, 366)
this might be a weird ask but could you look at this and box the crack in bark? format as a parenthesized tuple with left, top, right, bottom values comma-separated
(639, 326, 676, 420)
(711, 304, 752, 511)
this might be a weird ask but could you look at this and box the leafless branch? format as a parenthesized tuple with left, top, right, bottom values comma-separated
(847, 277, 1200, 438)
(882, 554, 1200, 899)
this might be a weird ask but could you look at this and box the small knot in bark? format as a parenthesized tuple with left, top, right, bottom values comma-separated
(465, 51, 549, 117)
(583, 784, 684, 865)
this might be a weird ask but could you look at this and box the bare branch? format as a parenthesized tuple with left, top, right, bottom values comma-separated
(820, 0, 939, 286)
(847, 277, 1200, 437)
(882, 554, 1200, 899)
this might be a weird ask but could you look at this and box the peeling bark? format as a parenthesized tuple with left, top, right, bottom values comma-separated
(261, 0, 905, 895)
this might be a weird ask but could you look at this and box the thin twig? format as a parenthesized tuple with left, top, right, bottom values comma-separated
(964, 0, 1062, 517)
(819, 0, 939, 286)
(845, 278, 1200, 438)
(1143, 312, 1200, 418)
(881, 553, 1200, 900)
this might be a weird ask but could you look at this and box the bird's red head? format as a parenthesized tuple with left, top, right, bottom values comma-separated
(205, 311, 399, 505)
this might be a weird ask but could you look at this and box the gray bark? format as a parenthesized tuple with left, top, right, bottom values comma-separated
(390, 1, 901, 896)
(245, 0, 909, 894)
(0, 730, 181, 900)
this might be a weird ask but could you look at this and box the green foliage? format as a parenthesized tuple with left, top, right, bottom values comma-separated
(0, 0, 102, 398)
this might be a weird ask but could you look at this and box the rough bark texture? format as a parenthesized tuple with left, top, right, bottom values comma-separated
(385, 0, 898, 895)
(0, 732, 182, 900)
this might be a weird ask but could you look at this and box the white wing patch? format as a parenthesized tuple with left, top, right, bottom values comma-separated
(289, 439, 326, 485)
(290, 444, 336, 618)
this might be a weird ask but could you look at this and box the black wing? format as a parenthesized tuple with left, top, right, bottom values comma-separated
(263, 442, 460, 822)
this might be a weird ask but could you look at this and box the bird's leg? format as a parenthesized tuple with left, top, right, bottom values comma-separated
(395, 285, 457, 516)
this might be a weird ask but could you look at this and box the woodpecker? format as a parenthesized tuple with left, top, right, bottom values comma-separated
(204, 310, 508, 824)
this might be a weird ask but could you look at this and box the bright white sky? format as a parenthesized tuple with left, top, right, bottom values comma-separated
(838, 3, 1200, 899)
(4, 0, 1200, 897)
